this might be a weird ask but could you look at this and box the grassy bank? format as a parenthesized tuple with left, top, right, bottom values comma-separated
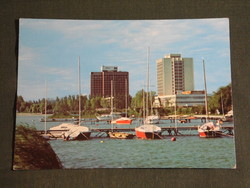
(13, 125, 63, 170)
(16, 113, 44, 116)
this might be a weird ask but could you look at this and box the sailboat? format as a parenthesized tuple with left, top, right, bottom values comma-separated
(41, 80, 51, 140)
(135, 47, 162, 139)
(96, 88, 121, 121)
(113, 79, 133, 125)
(50, 57, 91, 140)
(198, 58, 222, 138)
(108, 80, 134, 139)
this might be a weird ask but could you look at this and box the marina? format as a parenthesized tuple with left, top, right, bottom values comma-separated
(36, 124, 234, 138)
(16, 113, 236, 169)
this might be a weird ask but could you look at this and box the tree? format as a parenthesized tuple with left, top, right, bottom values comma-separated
(16, 96, 25, 112)
(208, 83, 232, 114)
(131, 89, 144, 112)
(100, 98, 110, 108)
(90, 97, 102, 110)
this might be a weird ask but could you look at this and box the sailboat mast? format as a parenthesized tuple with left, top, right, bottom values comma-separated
(125, 79, 127, 117)
(142, 89, 145, 121)
(202, 58, 209, 122)
(44, 80, 47, 134)
(150, 90, 153, 115)
(221, 92, 225, 118)
(111, 80, 113, 114)
(111, 80, 114, 131)
(175, 95, 177, 129)
(146, 47, 150, 118)
(78, 56, 81, 126)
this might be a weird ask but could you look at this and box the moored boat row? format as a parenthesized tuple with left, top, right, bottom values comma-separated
(45, 122, 233, 140)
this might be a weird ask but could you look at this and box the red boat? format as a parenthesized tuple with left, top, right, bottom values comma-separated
(198, 122, 222, 138)
(112, 117, 133, 125)
(135, 124, 162, 139)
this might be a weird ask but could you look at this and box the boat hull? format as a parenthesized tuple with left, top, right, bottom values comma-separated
(96, 117, 111, 121)
(64, 131, 91, 141)
(115, 119, 133, 125)
(135, 130, 162, 139)
(108, 132, 134, 139)
(199, 131, 222, 138)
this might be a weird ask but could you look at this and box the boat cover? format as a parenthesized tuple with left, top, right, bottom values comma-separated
(199, 122, 220, 131)
(64, 126, 90, 138)
(135, 124, 161, 132)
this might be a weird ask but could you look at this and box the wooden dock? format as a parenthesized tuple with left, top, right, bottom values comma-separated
(91, 126, 234, 137)
(37, 126, 234, 139)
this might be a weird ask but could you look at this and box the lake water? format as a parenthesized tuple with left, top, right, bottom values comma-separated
(16, 114, 236, 169)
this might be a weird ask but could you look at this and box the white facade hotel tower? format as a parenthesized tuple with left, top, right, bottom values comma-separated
(155, 54, 205, 107)
(157, 54, 194, 96)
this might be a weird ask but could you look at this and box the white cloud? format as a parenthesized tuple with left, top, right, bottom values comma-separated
(18, 46, 39, 66)
(19, 18, 231, 99)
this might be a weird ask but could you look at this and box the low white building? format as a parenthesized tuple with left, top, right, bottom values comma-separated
(154, 90, 209, 107)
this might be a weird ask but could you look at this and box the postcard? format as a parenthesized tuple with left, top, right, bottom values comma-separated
(14, 18, 235, 169)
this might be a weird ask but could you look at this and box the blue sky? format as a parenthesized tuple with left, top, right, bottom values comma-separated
(18, 18, 231, 101)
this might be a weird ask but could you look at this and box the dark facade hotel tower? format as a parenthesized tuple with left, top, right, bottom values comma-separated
(90, 66, 129, 98)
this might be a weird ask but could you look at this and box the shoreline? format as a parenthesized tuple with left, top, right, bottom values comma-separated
(16, 112, 225, 119)
(16, 113, 53, 116)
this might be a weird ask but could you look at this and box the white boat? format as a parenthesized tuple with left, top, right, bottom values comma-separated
(96, 112, 121, 121)
(144, 115, 160, 124)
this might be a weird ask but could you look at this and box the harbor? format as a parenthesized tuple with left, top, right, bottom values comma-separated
(16, 111, 236, 169)
(36, 123, 234, 139)
(36, 114, 234, 139)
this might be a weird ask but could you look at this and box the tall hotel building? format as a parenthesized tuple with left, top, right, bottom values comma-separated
(155, 54, 205, 107)
(90, 66, 129, 98)
(157, 54, 194, 95)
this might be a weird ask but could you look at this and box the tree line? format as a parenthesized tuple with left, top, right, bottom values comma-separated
(16, 83, 232, 117)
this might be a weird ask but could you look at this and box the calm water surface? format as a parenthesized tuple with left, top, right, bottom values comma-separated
(16, 115, 236, 169)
